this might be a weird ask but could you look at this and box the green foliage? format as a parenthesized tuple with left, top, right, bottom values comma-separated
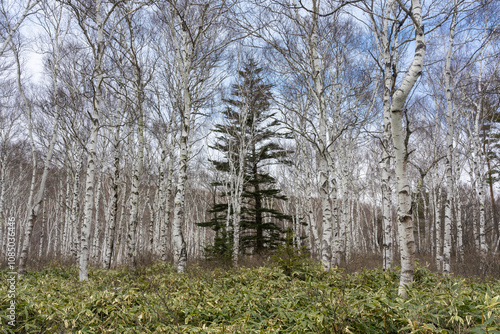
(1, 263, 499, 333)
(271, 228, 312, 278)
(198, 58, 293, 258)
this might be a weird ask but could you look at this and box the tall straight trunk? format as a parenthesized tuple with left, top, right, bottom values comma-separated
(381, 152, 393, 270)
(125, 9, 146, 270)
(17, 50, 61, 276)
(455, 195, 464, 261)
(319, 154, 332, 269)
(71, 156, 82, 259)
(309, 5, 332, 269)
(473, 140, 487, 261)
(171, 27, 192, 273)
(115, 183, 128, 266)
(330, 178, 341, 267)
(470, 168, 479, 250)
(443, 3, 457, 273)
(126, 109, 145, 270)
(160, 149, 173, 262)
(79, 117, 99, 281)
(92, 169, 102, 263)
(416, 195, 421, 253)
(369, 0, 395, 270)
(38, 194, 47, 258)
(62, 172, 71, 256)
(103, 126, 120, 269)
(471, 74, 487, 262)
(79, 0, 105, 281)
(340, 174, 349, 262)
(390, 0, 425, 297)
(172, 113, 189, 273)
(306, 177, 320, 257)
(433, 176, 443, 272)
(423, 189, 429, 254)
(148, 192, 155, 254)
(232, 121, 247, 267)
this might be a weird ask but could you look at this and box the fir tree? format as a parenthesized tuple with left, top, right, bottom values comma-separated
(198, 59, 293, 259)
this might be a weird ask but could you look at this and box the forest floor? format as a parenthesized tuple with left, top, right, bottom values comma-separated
(1, 257, 500, 333)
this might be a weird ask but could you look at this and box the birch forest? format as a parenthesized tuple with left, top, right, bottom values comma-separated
(2, 0, 500, 302)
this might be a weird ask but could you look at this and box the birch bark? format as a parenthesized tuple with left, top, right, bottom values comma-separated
(308, 3, 333, 270)
(79, 0, 106, 281)
(443, 1, 458, 273)
(170, 22, 191, 272)
(367, 0, 397, 270)
(103, 117, 121, 269)
(123, 7, 147, 270)
(390, 0, 425, 297)
(15, 36, 61, 275)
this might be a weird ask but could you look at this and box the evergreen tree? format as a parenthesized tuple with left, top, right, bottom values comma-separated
(198, 59, 293, 259)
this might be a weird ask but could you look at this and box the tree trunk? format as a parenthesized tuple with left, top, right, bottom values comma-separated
(79, 0, 105, 281)
(103, 124, 120, 269)
(126, 109, 145, 270)
(79, 116, 99, 281)
(442, 2, 457, 274)
(390, 0, 425, 297)
(16, 42, 61, 275)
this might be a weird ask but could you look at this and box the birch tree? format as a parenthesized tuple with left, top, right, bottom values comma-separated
(14, 19, 63, 275)
(112, 2, 150, 270)
(442, 0, 458, 274)
(61, 0, 124, 280)
(365, 0, 400, 270)
(386, 0, 425, 296)
(154, 0, 236, 272)
(246, 0, 369, 269)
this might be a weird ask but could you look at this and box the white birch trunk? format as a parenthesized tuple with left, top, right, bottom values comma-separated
(390, 0, 425, 297)
(71, 156, 82, 259)
(231, 104, 249, 267)
(455, 195, 464, 261)
(160, 150, 173, 262)
(79, 0, 104, 281)
(442, 2, 457, 273)
(92, 169, 102, 263)
(124, 8, 146, 269)
(433, 175, 443, 272)
(103, 124, 120, 269)
(62, 172, 71, 256)
(369, 0, 396, 270)
(16, 45, 61, 276)
(171, 26, 192, 272)
(38, 194, 47, 258)
(309, 6, 332, 269)
(126, 108, 144, 270)
(79, 116, 99, 281)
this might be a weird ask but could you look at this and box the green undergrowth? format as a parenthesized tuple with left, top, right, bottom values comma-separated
(1, 262, 499, 333)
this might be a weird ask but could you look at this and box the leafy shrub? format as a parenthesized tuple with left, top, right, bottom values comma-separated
(1, 263, 499, 333)
(271, 228, 312, 279)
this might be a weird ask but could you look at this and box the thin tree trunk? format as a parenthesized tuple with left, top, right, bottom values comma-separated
(38, 194, 47, 259)
(79, 0, 105, 281)
(103, 134, 121, 268)
(92, 169, 102, 263)
(390, 0, 425, 297)
(442, 1, 457, 274)
(79, 116, 99, 281)
(126, 108, 145, 270)
(17, 45, 61, 275)
(71, 156, 82, 260)
(433, 177, 443, 272)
